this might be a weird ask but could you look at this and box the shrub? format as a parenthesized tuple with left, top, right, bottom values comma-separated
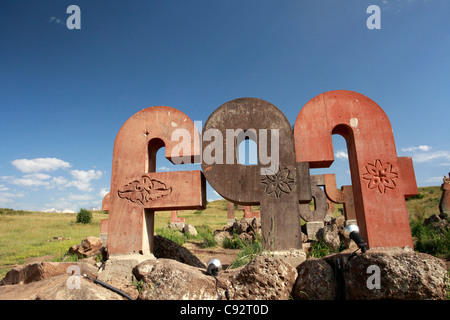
(230, 236, 263, 269)
(201, 233, 217, 248)
(309, 241, 333, 258)
(406, 193, 424, 201)
(76, 208, 92, 224)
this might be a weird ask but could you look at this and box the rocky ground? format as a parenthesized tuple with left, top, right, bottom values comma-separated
(0, 216, 448, 300)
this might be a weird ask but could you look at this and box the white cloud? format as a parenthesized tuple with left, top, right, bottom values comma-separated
(49, 17, 64, 25)
(69, 169, 103, 192)
(2, 172, 53, 187)
(412, 151, 450, 163)
(425, 176, 445, 183)
(401, 145, 432, 152)
(52, 176, 68, 185)
(335, 150, 348, 160)
(12, 158, 71, 173)
(0, 192, 25, 204)
(98, 188, 109, 198)
(67, 194, 94, 201)
(44, 193, 96, 212)
(2, 175, 49, 187)
(157, 166, 171, 171)
(24, 173, 52, 180)
(70, 169, 102, 182)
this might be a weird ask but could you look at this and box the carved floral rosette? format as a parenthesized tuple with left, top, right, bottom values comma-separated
(260, 167, 295, 198)
(362, 159, 398, 194)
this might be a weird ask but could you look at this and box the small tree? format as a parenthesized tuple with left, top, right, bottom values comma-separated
(76, 208, 92, 224)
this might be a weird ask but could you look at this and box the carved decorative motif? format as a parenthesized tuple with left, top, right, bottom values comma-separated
(362, 159, 398, 194)
(118, 175, 172, 205)
(261, 167, 295, 198)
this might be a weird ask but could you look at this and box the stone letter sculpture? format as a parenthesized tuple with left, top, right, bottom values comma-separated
(106, 106, 206, 255)
(201, 98, 311, 250)
(294, 90, 418, 248)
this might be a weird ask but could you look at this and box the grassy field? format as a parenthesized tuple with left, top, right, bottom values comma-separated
(0, 185, 447, 279)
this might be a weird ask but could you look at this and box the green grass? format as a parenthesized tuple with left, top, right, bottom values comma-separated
(229, 236, 263, 269)
(406, 186, 442, 223)
(0, 210, 108, 278)
(406, 186, 449, 259)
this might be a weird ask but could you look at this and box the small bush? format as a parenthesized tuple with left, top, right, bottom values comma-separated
(406, 193, 424, 201)
(76, 208, 92, 224)
(230, 236, 263, 269)
(201, 233, 217, 248)
(309, 241, 333, 258)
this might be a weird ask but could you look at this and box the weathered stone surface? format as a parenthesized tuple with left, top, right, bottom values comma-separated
(201, 98, 311, 251)
(97, 254, 153, 300)
(133, 258, 219, 300)
(294, 90, 418, 248)
(324, 247, 447, 300)
(316, 223, 341, 251)
(231, 256, 297, 300)
(293, 258, 337, 300)
(424, 213, 449, 233)
(0, 261, 97, 286)
(261, 249, 307, 269)
(153, 235, 206, 268)
(106, 106, 206, 255)
(0, 275, 125, 300)
(306, 221, 323, 241)
(168, 222, 185, 231)
(134, 255, 297, 300)
(183, 224, 198, 236)
(213, 230, 233, 245)
(439, 173, 450, 215)
(69, 236, 104, 258)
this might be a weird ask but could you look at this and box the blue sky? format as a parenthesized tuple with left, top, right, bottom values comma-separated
(0, 0, 449, 211)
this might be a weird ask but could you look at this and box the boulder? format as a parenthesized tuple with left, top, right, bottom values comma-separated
(424, 213, 449, 233)
(134, 255, 297, 300)
(0, 261, 97, 286)
(292, 258, 337, 300)
(233, 218, 250, 234)
(69, 236, 104, 258)
(183, 224, 198, 236)
(133, 258, 220, 300)
(213, 230, 233, 245)
(316, 223, 341, 251)
(153, 235, 206, 268)
(231, 256, 298, 300)
(238, 232, 253, 243)
(261, 249, 307, 269)
(97, 253, 153, 300)
(0, 274, 125, 300)
(323, 247, 447, 300)
(168, 222, 185, 231)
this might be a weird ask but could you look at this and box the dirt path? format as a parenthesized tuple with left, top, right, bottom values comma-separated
(183, 241, 240, 270)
